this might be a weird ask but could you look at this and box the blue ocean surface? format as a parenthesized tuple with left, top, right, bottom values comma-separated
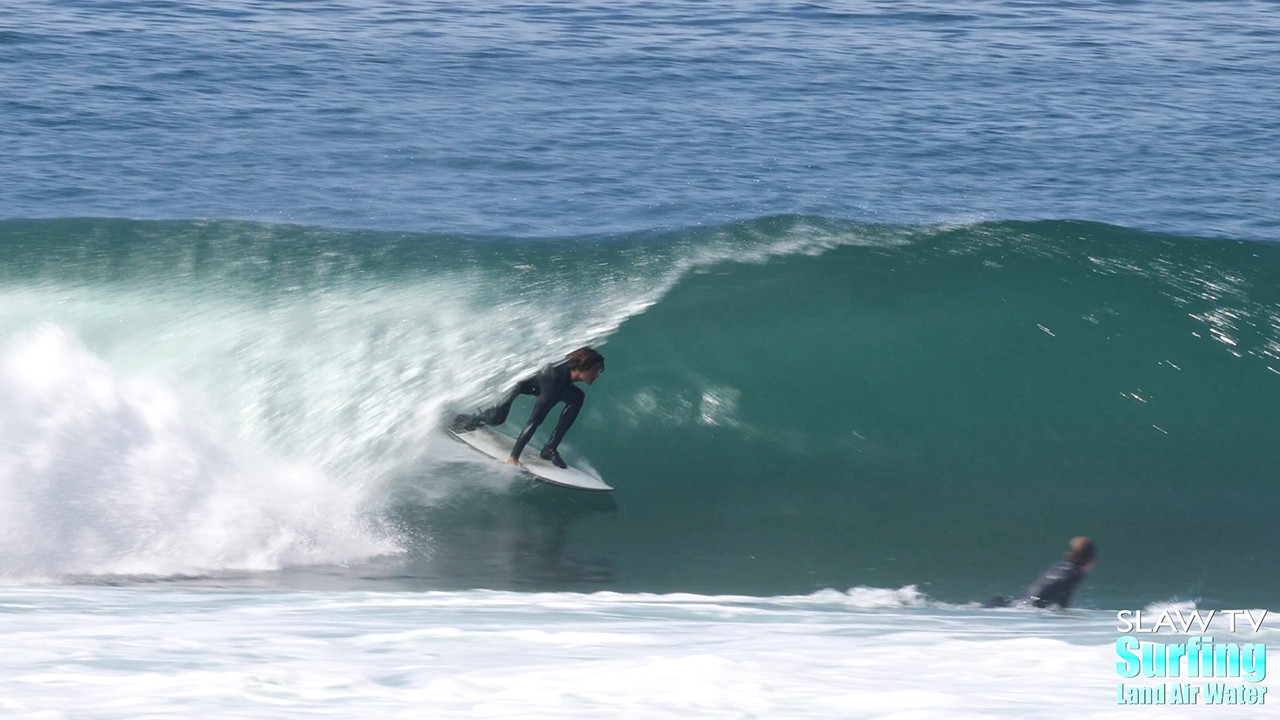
(3, 0, 1278, 238)
(2, 3, 1279, 717)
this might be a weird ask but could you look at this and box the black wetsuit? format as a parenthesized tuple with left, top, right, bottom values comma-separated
(984, 560, 1088, 609)
(457, 361, 584, 463)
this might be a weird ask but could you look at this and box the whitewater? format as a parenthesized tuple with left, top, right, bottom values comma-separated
(3, 587, 1272, 719)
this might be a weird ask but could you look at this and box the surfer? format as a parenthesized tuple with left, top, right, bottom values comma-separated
(983, 536, 1098, 609)
(451, 347, 605, 469)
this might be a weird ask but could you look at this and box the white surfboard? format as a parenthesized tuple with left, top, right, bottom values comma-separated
(446, 426, 613, 492)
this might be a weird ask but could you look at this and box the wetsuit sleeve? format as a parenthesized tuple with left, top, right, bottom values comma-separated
(1023, 561, 1085, 608)
(509, 366, 561, 460)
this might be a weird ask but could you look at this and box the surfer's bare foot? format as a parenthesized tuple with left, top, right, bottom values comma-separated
(505, 457, 523, 467)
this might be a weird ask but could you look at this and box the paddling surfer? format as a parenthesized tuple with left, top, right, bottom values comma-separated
(984, 536, 1098, 609)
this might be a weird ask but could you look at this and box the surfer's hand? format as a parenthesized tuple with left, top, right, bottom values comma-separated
(506, 457, 523, 468)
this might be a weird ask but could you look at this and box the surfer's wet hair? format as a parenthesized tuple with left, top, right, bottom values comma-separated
(567, 347, 605, 372)
(1065, 537, 1096, 567)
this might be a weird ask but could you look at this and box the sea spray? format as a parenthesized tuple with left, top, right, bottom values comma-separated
(0, 325, 394, 577)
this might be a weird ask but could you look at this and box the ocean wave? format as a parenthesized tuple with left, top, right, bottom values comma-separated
(0, 217, 1277, 605)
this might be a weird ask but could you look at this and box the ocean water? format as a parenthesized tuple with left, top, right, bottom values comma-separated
(2, 1, 1278, 717)
(4, 0, 1280, 240)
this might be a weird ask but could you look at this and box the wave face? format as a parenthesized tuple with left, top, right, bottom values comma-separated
(1, 218, 1277, 606)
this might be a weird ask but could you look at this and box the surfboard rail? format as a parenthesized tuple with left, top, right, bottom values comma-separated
(445, 426, 614, 492)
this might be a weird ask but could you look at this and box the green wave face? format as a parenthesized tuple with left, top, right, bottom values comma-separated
(1, 218, 1277, 606)
(583, 221, 1280, 606)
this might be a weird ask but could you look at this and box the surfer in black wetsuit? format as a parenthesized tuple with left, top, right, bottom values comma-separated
(451, 347, 605, 469)
(984, 536, 1097, 609)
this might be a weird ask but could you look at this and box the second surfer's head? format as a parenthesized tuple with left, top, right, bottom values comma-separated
(567, 347, 605, 385)
(1064, 536, 1097, 571)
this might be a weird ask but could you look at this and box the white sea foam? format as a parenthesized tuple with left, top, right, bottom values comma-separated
(0, 585, 1271, 719)
(0, 325, 396, 578)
